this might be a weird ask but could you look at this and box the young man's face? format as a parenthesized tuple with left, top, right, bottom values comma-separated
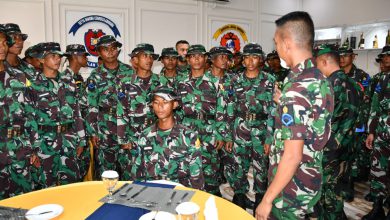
(212, 54, 229, 70)
(135, 52, 154, 72)
(152, 96, 177, 120)
(187, 54, 205, 70)
(8, 34, 24, 55)
(161, 56, 178, 71)
(75, 54, 88, 67)
(0, 33, 9, 61)
(176, 43, 189, 58)
(98, 44, 119, 64)
(339, 54, 354, 68)
(243, 55, 261, 71)
(267, 57, 281, 70)
(41, 53, 61, 71)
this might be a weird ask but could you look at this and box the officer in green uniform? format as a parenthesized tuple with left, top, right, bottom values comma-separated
(23, 44, 41, 71)
(0, 24, 38, 199)
(176, 44, 225, 195)
(314, 44, 360, 220)
(158, 47, 180, 88)
(62, 44, 90, 179)
(363, 45, 390, 219)
(224, 43, 275, 211)
(3, 23, 36, 80)
(85, 35, 134, 180)
(29, 42, 86, 188)
(256, 11, 334, 220)
(132, 86, 204, 189)
(175, 40, 190, 73)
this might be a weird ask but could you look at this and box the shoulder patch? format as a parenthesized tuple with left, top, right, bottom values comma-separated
(281, 105, 294, 126)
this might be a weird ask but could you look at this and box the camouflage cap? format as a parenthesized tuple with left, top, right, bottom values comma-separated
(24, 44, 40, 58)
(65, 44, 90, 56)
(35, 42, 64, 59)
(96, 35, 122, 49)
(0, 24, 14, 46)
(266, 50, 279, 60)
(242, 43, 263, 56)
(186, 44, 207, 56)
(380, 45, 390, 56)
(375, 55, 383, 63)
(208, 46, 233, 59)
(158, 47, 179, 61)
(314, 44, 338, 57)
(130, 43, 159, 60)
(152, 85, 178, 101)
(338, 45, 355, 56)
(3, 23, 28, 41)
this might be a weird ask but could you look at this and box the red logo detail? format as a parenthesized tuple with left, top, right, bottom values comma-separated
(220, 32, 241, 53)
(84, 29, 105, 56)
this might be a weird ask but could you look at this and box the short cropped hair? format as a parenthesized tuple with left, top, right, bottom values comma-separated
(275, 11, 315, 50)
(175, 40, 189, 48)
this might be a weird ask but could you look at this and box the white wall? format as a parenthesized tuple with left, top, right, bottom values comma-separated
(0, 0, 304, 73)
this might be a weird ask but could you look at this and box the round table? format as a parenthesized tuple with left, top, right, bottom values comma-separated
(0, 181, 255, 220)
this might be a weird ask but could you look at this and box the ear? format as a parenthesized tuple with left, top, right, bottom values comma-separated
(173, 100, 179, 109)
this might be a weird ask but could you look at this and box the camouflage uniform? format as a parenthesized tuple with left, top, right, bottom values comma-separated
(314, 44, 360, 220)
(266, 50, 289, 83)
(132, 123, 204, 189)
(29, 42, 86, 188)
(268, 58, 334, 219)
(62, 44, 90, 179)
(158, 47, 181, 89)
(224, 44, 275, 201)
(86, 61, 134, 180)
(3, 23, 37, 80)
(176, 44, 226, 194)
(0, 61, 36, 199)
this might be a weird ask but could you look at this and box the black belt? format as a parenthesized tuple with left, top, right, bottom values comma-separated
(0, 125, 24, 140)
(237, 112, 267, 121)
(186, 112, 215, 121)
(99, 107, 117, 115)
(38, 123, 73, 133)
(133, 116, 154, 126)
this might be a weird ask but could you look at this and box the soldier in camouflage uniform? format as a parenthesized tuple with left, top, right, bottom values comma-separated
(23, 44, 41, 71)
(158, 47, 181, 88)
(3, 23, 36, 80)
(0, 25, 38, 199)
(85, 35, 134, 180)
(338, 46, 371, 201)
(256, 11, 334, 220)
(363, 46, 390, 219)
(62, 44, 90, 179)
(230, 51, 245, 74)
(266, 50, 289, 83)
(176, 44, 225, 195)
(175, 40, 190, 73)
(28, 42, 85, 188)
(132, 86, 204, 189)
(314, 44, 360, 220)
(223, 43, 275, 211)
(119, 43, 161, 150)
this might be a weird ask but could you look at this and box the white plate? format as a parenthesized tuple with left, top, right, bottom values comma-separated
(139, 211, 176, 220)
(25, 204, 64, 220)
(148, 180, 184, 187)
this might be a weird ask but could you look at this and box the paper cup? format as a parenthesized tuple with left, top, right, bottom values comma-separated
(176, 202, 200, 220)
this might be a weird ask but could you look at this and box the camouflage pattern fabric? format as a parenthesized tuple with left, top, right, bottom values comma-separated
(316, 69, 360, 219)
(268, 58, 334, 218)
(224, 70, 275, 195)
(347, 65, 371, 178)
(61, 68, 90, 179)
(0, 63, 36, 199)
(9, 57, 37, 80)
(176, 70, 226, 194)
(269, 67, 289, 83)
(85, 62, 134, 180)
(367, 71, 390, 198)
(28, 70, 86, 188)
(132, 123, 204, 189)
